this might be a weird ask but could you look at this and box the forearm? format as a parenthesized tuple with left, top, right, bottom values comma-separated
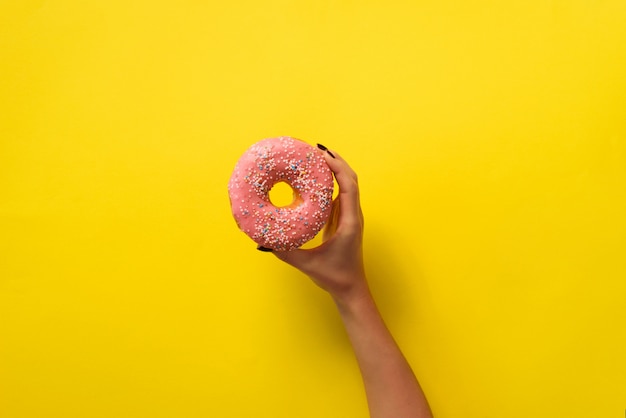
(333, 280, 433, 418)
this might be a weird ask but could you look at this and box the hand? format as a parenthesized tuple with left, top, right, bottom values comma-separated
(266, 144, 434, 418)
(271, 145, 368, 305)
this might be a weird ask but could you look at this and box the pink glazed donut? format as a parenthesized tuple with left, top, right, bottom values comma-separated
(228, 137, 334, 251)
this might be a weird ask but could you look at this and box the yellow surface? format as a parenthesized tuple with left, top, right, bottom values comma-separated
(1, 1, 625, 417)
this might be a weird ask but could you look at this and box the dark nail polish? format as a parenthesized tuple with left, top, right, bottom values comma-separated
(257, 245, 273, 252)
(317, 144, 335, 158)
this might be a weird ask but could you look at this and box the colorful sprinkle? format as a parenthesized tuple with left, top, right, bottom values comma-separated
(227, 137, 334, 251)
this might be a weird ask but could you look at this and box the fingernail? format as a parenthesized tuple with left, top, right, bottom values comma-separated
(257, 245, 273, 252)
(317, 144, 336, 158)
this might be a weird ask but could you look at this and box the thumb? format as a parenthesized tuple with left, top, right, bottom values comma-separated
(272, 248, 313, 272)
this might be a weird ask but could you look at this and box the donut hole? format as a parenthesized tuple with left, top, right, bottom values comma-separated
(269, 181, 300, 208)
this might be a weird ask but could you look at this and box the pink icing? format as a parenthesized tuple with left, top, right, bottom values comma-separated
(228, 137, 334, 251)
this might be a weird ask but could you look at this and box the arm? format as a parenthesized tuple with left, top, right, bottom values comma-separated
(334, 283, 432, 418)
(266, 145, 433, 418)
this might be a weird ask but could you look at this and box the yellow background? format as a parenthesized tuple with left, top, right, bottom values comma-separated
(1, 1, 625, 417)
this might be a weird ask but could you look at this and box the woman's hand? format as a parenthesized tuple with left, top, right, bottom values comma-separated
(263, 144, 433, 418)
(269, 145, 368, 305)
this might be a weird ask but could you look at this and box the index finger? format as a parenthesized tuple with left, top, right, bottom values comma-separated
(319, 147, 362, 229)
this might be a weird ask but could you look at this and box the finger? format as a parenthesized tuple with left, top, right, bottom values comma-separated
(323, 197, 340, 241)
(271, 247, 311, 271)
(321, 150, 361, 229)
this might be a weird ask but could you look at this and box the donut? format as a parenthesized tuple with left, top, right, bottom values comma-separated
(228, 137, 334, 251)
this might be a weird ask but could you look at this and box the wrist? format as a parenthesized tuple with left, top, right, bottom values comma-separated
(331, 278, 374, 315)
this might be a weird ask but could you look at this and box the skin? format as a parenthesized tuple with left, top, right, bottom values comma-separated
(267, 147, 434, 418)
